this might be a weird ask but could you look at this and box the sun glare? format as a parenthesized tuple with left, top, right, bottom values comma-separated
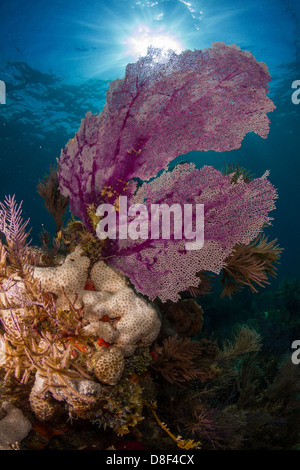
(123, 25, 184, 59)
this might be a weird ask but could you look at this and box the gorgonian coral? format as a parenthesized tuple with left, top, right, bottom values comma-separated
(221, 235, 283, 297)
(151, 336, 220, 386)
(57, 43, 275, 225)
(106, 164, 277, 301)
(151, 336, 204, 386)
(56, 43, 277, 302)
(37, 165, 69, 235)
(0, 195, 32, 280)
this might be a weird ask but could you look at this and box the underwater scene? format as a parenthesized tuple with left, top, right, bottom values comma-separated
(0, 0, 300, 453)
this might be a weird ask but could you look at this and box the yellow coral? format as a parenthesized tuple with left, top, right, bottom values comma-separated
(144, 401, 201, 450)
(87, 204, 101, 231)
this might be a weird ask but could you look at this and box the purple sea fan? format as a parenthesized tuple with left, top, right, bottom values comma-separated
(57, 42, 275, 225)
(105, 164, 278, 302)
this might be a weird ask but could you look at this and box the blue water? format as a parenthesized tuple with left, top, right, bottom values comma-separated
(0, 0, 299, 280)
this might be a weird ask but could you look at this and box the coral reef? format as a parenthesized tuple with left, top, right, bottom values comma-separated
(0, 249, 161, 427)
(123, 347, 152, 376)
(87, 347, 125, 385)
(150, 327, 300, 450)
(0, 199, 161, 434)
(31, 248, 162, 356)
(1, 44, 295, 451)
(91, 378, 144, 436)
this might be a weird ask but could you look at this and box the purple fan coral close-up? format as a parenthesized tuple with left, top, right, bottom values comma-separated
(57, 42, 277, 302)
(106, 164, 277, 301)
(57, 43, 275, 226)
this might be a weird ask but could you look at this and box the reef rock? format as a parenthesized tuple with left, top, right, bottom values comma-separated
(0, 402, 32, 450)
(29, 371, 104, 421)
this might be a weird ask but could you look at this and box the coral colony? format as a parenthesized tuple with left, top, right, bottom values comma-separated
(58, 43, 277, 302)
(0, 43, 290, 450)
(95, 196, 205, 251)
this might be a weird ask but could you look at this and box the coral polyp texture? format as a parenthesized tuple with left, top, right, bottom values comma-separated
(33, 251, 161, 356)
(33, 246, 91, 309)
